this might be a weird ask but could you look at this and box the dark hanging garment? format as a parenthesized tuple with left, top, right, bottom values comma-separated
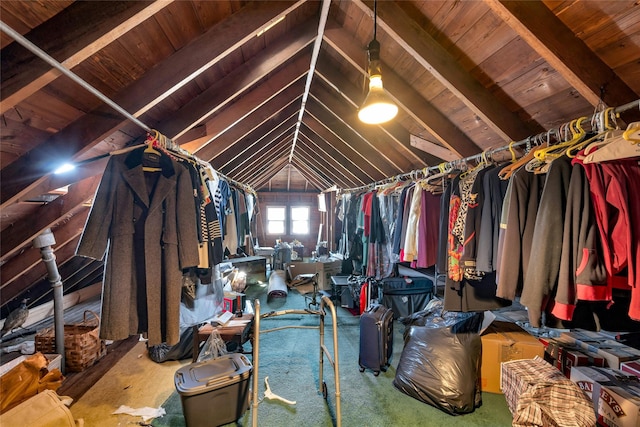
(392, 186, 409, 255)
(76, 147, 200, 347)
(436, 181, 453, 276)
(495, 168, 546, 301)
(476, 164, 509, 273)
(520, 156, 573, 327)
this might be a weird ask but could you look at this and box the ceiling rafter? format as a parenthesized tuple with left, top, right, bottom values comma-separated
(356, 0, 538, 142)
(484, 0, 637, 108)
(163, 21, 317, 139)
(297, 127, 371, 185)
(312, 66, 427, 167)
(1, 1, 174, 113)
(0, 1, 304, 208)
(323, 23, 480, 158)
(0, 209, 87, 294)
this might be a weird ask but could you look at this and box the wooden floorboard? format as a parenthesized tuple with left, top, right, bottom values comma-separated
(57, 335, 139, 402)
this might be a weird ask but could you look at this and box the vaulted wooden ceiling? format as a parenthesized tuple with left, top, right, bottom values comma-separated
(1, 0, 639, 312)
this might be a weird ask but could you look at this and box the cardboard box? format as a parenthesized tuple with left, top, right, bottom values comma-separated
(562, 331, 640, 368)
(621, 360, 640, 378)
(542, 337, 606, 377)
(571, 366, 640, 427)
(287, 258, 342, 291)
(480, 321, 545, 393)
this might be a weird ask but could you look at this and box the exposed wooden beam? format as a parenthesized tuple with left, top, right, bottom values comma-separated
(0, 209, 88, 290)
(1, 235, 82, 305)
(355, 0, 537, 142)
(178, 58, 310, 148)
(305, 102, 397, 176)
(308, 85, 416, 172)
(484, 0, 638, 107)
(164, 21, 317, 139)
(297, 125, 371, 185)
(231, 133, 294, 182)
(249, 157, 291, 190)
(296, 133, 363, 188)
(314, 63, 427, 166)
(195, 79, 306, 163)
(410, 135, 459, 163)
(1, 1, 304, 208)
(323, 23, 479, 158)
(1, 1, 174, 113)
(0, 176, 99, 261)
(210, 106, 300, 167)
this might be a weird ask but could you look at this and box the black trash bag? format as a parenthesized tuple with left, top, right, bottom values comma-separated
(147, 326, 195, 363)
(393, 312, 484, 415)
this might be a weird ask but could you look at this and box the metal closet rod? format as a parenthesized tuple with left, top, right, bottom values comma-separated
(0, 20, 151, 132)
(2, 21, 258, 195)
(340, 98, 640, 194)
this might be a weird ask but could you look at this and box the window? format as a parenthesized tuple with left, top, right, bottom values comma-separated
(265, 205, 310, 235)
(291, 206, 310, 235)
(266, 207, 285, 235)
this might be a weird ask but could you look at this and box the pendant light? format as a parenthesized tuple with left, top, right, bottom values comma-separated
(358, 0, 398, 125)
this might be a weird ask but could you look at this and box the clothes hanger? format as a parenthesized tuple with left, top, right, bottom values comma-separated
(582, 126, 640, 163)
(499, 135, 545, 180)
(623, 122, 640, 144)
(142, 130, 163, 172)
(533, 117, 587, 162)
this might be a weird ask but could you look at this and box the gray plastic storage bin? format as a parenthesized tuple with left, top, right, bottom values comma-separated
(174, 353, 252, 427)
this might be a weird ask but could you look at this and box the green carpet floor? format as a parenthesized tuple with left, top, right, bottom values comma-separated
(154, 281, 513, 426)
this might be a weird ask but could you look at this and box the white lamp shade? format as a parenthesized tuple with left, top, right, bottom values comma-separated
(358, 75, 398, 124)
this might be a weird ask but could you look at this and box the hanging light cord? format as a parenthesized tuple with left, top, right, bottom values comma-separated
(373, 0, 377, 41)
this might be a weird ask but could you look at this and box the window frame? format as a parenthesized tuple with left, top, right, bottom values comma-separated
(290, 205, 310, 235)
(265, 205, 286, 235)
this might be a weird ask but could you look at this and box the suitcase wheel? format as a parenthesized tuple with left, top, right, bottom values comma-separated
(374, 371, 380, 376)
(359, 366, 365, 373)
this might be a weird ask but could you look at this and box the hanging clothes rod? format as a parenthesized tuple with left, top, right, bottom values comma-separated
(2, 20, 258, 195)
(340, 98, 640, 194)
(0, 20, 152, 133)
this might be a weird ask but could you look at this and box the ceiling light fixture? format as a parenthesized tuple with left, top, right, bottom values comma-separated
(358, 0, 398, 125)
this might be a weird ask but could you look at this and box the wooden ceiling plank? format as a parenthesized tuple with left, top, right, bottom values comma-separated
(177, 62, 308, 148)
(314, 63, 427, 166)
(0, 235, 81, 306)
(230, 134, 293, 182)
(249, 157, 291, 190)
(297, 128, 370, 185)
(297, 133, 361, 187)
(308, 85, 416, 172)
(0, 1, 303, 208)
(290, 158, 333, 190)
(355, 0, 535, 142)
(295, 135, 361, 188)
(323, 23, 479, 158)
(484, 0, 638, 107)
(305, 102, 398, 176)
(301, 113, 378, 181)
(212, 108, 300, 168)
(164, 22, 317, 139)
(0, 175, 99, 262)
(1, 1, 174, 113)
(0, 209, 88, 290)
(195, 80, 305, 163)
(288, 158, 332, 189)
(291, 149, 340, 189)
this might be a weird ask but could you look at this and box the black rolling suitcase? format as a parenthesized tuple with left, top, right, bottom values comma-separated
(381, 277, 434, 319)
(359, 304, 393, 376)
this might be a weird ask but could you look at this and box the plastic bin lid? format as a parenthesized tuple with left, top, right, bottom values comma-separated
(174, 353, 252, 396)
